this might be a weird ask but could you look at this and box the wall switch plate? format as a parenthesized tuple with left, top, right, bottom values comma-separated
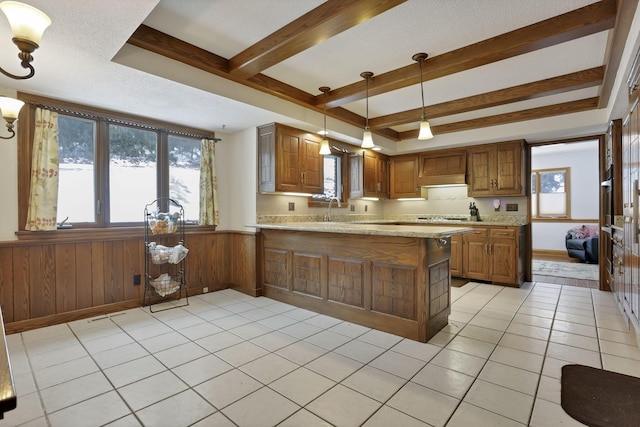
(350, 204, 355, 212)
(288, 202, 295, 211)
(202, 287, 208, 293)
(506, 203, 518, 211)
(133, 274, 141, 285)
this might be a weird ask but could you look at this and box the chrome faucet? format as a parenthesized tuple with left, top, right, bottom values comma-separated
(325, 197, 341, 222)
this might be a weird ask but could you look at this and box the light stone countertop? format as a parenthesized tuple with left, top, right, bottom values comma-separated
(250, 222, 473, 238)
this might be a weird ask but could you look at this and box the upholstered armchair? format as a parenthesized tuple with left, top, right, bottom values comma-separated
(565, 225, 599, 263)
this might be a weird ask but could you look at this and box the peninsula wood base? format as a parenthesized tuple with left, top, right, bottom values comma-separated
(257, 228, 452, 342)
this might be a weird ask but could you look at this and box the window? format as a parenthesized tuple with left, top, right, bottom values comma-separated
(311, 154, 343, 202)
(57, 115, 96, 224)
(531, 168, 570, 218)
(20, 94, 212, 230)
(168, 135, 201, 222)
(109, 124, 158, 223)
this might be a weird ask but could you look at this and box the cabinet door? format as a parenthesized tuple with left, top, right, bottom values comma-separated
(350, 154, 364, 199)
(276, 127, 302, 192)
(467, 147, 494, 196)
(377, 154, 390, 199)
(257, 124, 275, 193)
(463, 229, 489, 280)
(495, 142, 523, 195)
(301, 133, 324, 194)
(489, 228, 518, 284)
(450, 234, 463, 277)
(390, 155, 418, 199)
(363, 151, 378, 197)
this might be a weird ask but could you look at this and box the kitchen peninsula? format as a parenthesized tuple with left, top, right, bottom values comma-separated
(253, 222, 471, 342)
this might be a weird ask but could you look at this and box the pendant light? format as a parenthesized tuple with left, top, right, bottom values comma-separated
(360, 71, 375, 148)
(318, 86, 331, 155)
(412, 53, 433, 140)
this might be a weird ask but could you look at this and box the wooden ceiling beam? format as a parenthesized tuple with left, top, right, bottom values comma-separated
(370, 66, 604, 129)
(398, 97, 600, 139)
(228, 0, 407, 79)
(127, 25, 401, 141)
(318, 0, 616, 108)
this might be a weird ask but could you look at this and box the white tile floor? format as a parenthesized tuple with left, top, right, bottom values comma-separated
(2, 281, 640, 427)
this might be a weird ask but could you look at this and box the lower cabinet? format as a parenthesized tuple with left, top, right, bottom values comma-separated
(450, 234, 463, 277)
(457, 225, 524, 286)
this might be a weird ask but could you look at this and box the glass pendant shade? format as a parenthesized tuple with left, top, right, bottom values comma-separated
(319, 138, 331, 155)
(418, 119, 433, 140)
(0, 96, 24, 119)
(0, 1, 51, 46)
(361, 128, 374, 148)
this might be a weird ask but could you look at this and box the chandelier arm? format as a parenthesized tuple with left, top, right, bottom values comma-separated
(0, 63, 35, 80)
(0, 127, 16, 140)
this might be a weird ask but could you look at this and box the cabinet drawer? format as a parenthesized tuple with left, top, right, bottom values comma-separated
(466, 228, 488, 238)
(490, 228, 516, 239)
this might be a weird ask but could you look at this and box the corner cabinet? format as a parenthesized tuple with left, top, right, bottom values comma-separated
(351, 150, 390, 199)
(144, 198, 189, 312)
(257, 123, 324, 194)
(458, 225, 525, 286)
(467, 140, 525, 197)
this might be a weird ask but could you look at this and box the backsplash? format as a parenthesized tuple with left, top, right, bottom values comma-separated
(257, 186, 527, 225)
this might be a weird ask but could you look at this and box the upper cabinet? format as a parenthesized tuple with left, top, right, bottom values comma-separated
(467, 140, 525, 197)
(351, 150, 389, 199)
(417, 150, 466, 186)
(257, 123, 324, 194)
(390, 154, 419, 198)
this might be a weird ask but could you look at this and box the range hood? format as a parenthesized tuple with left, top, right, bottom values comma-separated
(418, 173, 467, 187)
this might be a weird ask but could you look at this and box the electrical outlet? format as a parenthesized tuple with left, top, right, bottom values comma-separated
(365, 205, 368, 212)
(202, 287, 209, 293)
(288, 202, 295, 211)
(350, 204, 355, 212)
(133, 274, 141, 285)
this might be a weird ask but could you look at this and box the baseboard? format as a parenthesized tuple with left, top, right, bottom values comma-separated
(532, 249, 574, 261)
(4, 285, 233, 334)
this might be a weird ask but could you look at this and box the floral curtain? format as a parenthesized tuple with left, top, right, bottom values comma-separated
(199, 138, 219, 226)
(25, 108, 59, 231)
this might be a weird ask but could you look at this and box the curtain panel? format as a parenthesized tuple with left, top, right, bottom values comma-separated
(25, 108, 60, 231)
(199, 138, 219, 226)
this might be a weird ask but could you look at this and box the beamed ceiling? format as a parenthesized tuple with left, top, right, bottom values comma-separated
(0, 0, 638, 153)
(124, 0, 634, 147)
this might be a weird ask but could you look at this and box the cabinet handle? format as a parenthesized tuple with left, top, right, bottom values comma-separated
(496, 232, 509, 236)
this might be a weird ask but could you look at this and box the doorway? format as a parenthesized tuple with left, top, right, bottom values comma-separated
(529, 139, 600, 289)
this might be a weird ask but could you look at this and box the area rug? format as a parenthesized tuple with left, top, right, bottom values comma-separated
(561, 364, 640, 427)
(532, 259, 598, 281)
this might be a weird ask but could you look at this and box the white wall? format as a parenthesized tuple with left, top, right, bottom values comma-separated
(0, 87, 20, 241)
(531, 140, 599, 251)
(214, 127, 257, 231)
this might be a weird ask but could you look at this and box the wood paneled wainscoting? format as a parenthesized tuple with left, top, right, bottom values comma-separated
(0, 229, 256, 334)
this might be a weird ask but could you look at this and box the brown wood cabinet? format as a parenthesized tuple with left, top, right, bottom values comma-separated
(467, 140, 525, 197)
(390, 155, 419, 198)
(449, 234, 463, 277)
(417, 150, 466, 186)
(458, 225, 524, 286)
(257, 123, 324, 194)
(351, 150, 390, 199)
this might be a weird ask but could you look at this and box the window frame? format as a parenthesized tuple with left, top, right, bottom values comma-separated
(531, 167, 571, 220)
(16, 92, 215, 233)
(307, 139, 352, 208)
